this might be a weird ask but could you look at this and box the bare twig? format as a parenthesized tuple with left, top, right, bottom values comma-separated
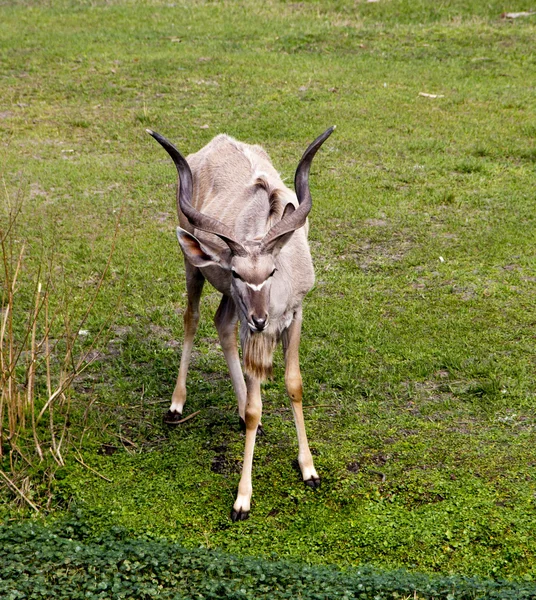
(165, 410, 201, 425)
(48, 446, 63, 467)
(1, 185, 124, 491)
(0, 469, 40, 513)
(36, 337, 100, 424)
(29, 281, 43, 461)
(370, 470, 387, 483)
(73, 452, 112, 483)
(270, 404, 339, 412)
(112, 433, 138, 448)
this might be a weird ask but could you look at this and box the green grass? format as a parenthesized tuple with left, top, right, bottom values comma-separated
(1, 0, 536, 584)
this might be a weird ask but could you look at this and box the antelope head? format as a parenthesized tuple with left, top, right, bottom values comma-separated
(147, 127, 334, 333)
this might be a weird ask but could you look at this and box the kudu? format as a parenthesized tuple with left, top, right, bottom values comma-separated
(147, 126, 334, 521)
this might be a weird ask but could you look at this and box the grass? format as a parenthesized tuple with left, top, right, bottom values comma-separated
(1, 0, 536, 584)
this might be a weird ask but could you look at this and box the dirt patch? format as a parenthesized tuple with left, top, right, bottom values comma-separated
(98, 443, 119, 456)
(382, 482, 446, 508)
(210, 444, 241, 475)
(154, 211, 172, 224)
(364, 218, 388, 227)
(111, 325, 133, 337)
(347, 451, 395, 475)
(346, 461, 360, 473)
(350, 237, 413, 273)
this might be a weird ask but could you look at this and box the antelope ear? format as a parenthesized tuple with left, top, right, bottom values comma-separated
(263, 203, 296, 256)
(176, 227, 231, 269)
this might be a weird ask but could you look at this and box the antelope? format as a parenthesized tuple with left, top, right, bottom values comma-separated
(147, 126, 335, 521)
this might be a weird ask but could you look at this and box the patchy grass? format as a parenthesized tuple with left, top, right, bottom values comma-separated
(1, 0, 536, 583)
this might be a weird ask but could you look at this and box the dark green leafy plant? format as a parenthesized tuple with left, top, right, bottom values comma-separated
(1, 518, 535, 600)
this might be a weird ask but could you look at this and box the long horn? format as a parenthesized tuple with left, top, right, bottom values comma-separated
(261, 126, 335, 252)
(146, 129, 247, 256)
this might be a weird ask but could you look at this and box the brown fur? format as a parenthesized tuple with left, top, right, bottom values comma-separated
(242, 330, 277, 381)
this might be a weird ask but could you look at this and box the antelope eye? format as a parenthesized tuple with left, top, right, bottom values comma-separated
(231, 270, 243, 281)
(269, 269, 277, 277)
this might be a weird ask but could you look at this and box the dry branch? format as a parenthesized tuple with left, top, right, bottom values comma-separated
(0, 469, 41, 513)
(74, 452, 113, 483)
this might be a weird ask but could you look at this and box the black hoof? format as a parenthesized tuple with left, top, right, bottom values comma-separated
(304, 476, 321, 489)
(231, 508, 250, 522)
(238, 417, 265, 436)
(163, 409, 183, 426)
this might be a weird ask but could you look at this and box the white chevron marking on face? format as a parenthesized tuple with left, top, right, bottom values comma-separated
(246, 280, 267, 291)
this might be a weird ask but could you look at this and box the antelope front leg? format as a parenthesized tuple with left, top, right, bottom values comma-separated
(231, 374, 262, 521)
(283, 311, 320, 488)
(166, 264, 204, 424)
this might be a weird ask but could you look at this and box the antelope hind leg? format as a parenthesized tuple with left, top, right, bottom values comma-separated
(214, 296, 248, 430)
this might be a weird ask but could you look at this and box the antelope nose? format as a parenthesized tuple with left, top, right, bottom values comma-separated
(251, 315, 267, 331)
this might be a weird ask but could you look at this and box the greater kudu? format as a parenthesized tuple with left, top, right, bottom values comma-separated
(148, 126, 334, 520)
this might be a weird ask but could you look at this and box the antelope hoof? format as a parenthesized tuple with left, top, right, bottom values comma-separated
(304, 476, 321, 489)
(163, 409, 183, 426)
(231, 507, 250, 522)
(238, 417, 265, 436)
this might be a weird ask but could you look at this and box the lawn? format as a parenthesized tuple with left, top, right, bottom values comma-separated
(1, 0, 536, 585)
